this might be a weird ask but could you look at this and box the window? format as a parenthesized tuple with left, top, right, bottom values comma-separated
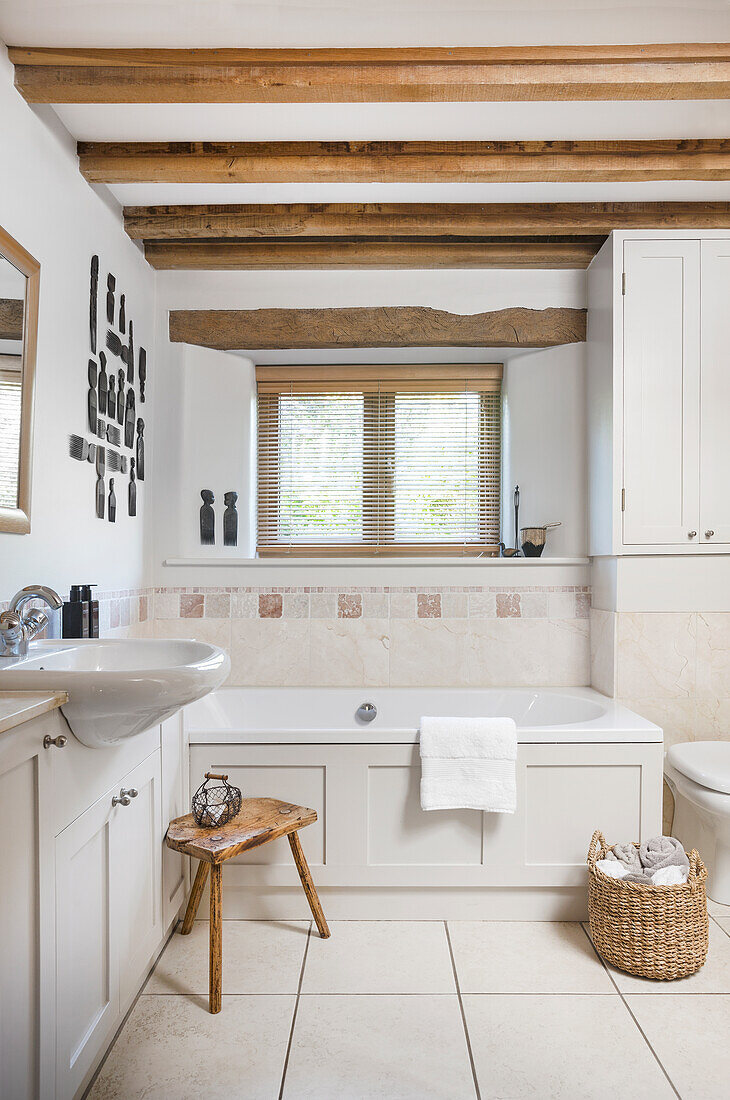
(257, 364, 502, 555)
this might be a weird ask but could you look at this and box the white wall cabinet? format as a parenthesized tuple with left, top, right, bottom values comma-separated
(588, 231, 730, 555)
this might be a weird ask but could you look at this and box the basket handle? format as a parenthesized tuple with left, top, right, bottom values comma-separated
(688, 849, 708, 889)
(587, 829, 608, 867)
(205, 772, 228, 781)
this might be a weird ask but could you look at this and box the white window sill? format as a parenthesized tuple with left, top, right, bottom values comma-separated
(163, 556, 590, 567)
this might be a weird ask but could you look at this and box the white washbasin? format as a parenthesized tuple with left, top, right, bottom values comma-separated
(0, 638, 230, 748)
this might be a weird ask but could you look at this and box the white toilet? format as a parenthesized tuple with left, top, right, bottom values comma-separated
(665, 741, 730, 905)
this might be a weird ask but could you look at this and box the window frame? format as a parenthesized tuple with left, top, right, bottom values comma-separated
(256, 364, 503, 557)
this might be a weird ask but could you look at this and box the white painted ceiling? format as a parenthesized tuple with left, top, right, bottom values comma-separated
(1, 1, 729, 48)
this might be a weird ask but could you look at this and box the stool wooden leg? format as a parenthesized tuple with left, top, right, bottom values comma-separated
(180, 860, 209, 935)
(209, 863, 222, 1014)
(288, 831, 330, 939)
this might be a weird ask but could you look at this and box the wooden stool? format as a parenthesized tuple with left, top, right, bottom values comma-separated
(165, 798, 330, 1013)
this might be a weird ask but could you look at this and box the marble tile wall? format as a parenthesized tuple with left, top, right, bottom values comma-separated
(590, 609, 730, 746)
(149, 584, 591, 688)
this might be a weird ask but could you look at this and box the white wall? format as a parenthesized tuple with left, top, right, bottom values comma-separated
(0, 46, 156, 596)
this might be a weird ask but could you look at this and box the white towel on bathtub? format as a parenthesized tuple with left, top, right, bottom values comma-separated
(419, 716, 517, 813)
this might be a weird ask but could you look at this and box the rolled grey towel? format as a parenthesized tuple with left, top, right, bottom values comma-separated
(606, 843, 643, 873)
(623, 871, 654, 885)
(640, 835, 690, 875)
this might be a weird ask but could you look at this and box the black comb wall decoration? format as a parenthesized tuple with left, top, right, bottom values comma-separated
(77, 256, 150, 523)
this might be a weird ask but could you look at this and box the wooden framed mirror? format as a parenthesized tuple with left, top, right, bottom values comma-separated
(0, 225, 39, 534)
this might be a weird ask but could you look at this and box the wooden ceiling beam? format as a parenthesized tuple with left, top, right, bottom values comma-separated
(0, 298, 24, 342)
(9, 45, 730, 103)
(124, 201, 730, 241)
(168, 305, 586, 350)
(143, 237, 602, 270)
(78, 140, 730, 185)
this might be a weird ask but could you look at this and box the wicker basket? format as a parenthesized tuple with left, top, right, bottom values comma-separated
(587, 829, 709, 980)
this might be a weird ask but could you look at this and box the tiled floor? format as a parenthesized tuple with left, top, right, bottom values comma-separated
(89, 913, 730, 1099)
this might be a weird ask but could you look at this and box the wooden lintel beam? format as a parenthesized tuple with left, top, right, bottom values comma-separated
(125, 201, 730, 241)
(168, 306, 586, 350)
(0, 298, 24, 341)
(78, 140, 730, 185)
(9, 45, 730, 103)
(143, 237, 602, 270)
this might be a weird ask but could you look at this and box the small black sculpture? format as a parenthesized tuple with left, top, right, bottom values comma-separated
(87, 359, 98, 434)
(127, 319, 134, 383)
(98, 350, 108, 415)
(223, 491, 238, 547)
(138, 347, 146, 401)
(128, 458, 137, 517)
(136, 418, 145, 480)
(124, 388, 136, 449)
(108, 478, 116, 523)
(200, 489, 215, 545)
(106, 274, 115, 325)
(90, 255, 98, 354)
(119, 293, 126, 333)
(117, 370, 125, 426)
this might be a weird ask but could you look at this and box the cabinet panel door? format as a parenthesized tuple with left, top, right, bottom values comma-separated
(113, 752, 162, 1005)
(56, 789, 118, 1100)
(0, 721, 55, 1100)
(623, 240, 701, 544)
(700, 241, 730, 544)
(161, 714, 188, 929)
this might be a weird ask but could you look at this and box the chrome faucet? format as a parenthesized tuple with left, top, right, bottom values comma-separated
(0, 585, 63, 657)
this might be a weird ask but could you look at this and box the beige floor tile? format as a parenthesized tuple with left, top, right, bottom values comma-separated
(300, 921, 455, 994)
(463, 994, 674, 1100)
(627, 995, 730, 1099)
(146, 920, 310, 994)
(448, 921, 614, 993)
(599, 920, 730, 994)
(708, 897, 730, 918)
(88, 994, 294, 1099)
(715, 916, 730, 938)
(282, 994, 474, 1099)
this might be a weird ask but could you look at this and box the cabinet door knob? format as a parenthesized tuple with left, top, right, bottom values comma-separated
(706, 530, 715, 538)
(688, 531, 697, 538)
(43, 734, 67, 749)
(112, 787, 137, 807)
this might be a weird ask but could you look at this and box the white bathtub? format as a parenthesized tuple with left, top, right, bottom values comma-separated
(186, 686, 662, 745)
(184, 687, 663, 920)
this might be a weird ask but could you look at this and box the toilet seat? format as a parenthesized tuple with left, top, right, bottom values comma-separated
(667, 741, 730, 796)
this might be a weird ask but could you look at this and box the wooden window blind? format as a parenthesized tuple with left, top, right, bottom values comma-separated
(0, 368, 22, 509)
(257, 364, 502, 556)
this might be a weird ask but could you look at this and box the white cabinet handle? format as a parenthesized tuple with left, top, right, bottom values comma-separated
(112, 787, 138, 807)
(705, 530, 715, 538)
(688, 531, 697, 538)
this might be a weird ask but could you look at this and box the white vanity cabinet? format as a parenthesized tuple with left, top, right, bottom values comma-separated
(160, 711, 189, 930)
(0, 702, 182, 1100)
(588, 232, 730, 555)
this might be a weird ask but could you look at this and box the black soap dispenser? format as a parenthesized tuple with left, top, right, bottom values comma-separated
(62, 585, 89, 639)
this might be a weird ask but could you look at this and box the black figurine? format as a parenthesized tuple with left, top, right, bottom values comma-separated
(87, 359, 98, 435)
(135, 417, 145, 481)
(117, 369, 125, 426)
(108, 478, 116, 523)
(124, 388, 136, 449)
(98, 350, 108, 415)
(138, 347, 146, 401)
(200, 489, 215, 545)
(90, 255, 99, 354)
(119, 293, 126, 333)
(127, 319, 134, 383)
(128, 458, 137, 517)
(106, 274, 116, 325)
(223, 491, 238, 547)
